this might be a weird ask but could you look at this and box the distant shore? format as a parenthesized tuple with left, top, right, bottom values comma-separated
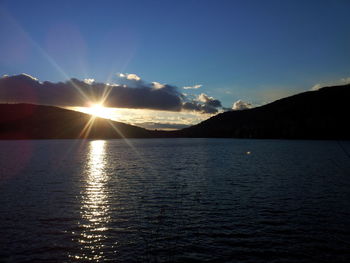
(1, 84, 350, 140)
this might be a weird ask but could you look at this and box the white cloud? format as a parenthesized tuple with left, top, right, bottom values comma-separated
(152, 81, 165, 89)
(183, 84, 202, 90)
(232, 100, 252, 110)
(117, 73, 141, 81)
(21, 73, 38, 81)
(126, 73, 141, 81)
(83, 78, 95, 85)
(181, 93, 222, 113)
(311, 83, 322, 91)
(198, 93, 212, 103)
(311, 76, 350, 91)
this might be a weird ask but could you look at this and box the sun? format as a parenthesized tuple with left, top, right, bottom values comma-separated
(90, 103, 104, 115)
(68, 104, 123, 121)
(85, 103, 112, 119)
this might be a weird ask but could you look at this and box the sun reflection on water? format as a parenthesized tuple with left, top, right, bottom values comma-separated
(72, 140, 112, 261)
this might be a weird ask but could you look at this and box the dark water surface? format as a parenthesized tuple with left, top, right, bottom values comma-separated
(0, 139, 350, 262)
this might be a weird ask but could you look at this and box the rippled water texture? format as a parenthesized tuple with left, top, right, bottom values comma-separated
(1, 139, 350, 262)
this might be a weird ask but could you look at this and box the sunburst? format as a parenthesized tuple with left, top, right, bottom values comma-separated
(80, 103, 113, 120)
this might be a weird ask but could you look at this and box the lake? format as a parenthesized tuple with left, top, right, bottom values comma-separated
(0, 138, 350, 262)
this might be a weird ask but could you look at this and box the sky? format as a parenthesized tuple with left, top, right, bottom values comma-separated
(0, 0, 350, 129)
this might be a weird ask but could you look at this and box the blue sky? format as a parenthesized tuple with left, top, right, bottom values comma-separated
(1, 0, 350, 119)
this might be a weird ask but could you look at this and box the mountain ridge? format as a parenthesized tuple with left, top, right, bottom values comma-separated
(0, 103, 156, 139)
(173, 84, 350, 139)
(0, 84, 349, 140)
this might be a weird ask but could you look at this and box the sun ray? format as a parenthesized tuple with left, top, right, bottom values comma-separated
(78, 103, 116, 120)
(2, 11, 92, 104)
(79, 116, 96, 139)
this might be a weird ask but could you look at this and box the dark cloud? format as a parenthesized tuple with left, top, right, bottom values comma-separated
(182, 101, 219, 114)
(181, 93, 222, 114)
(198, 93, 222, 108)
(0, 73, 223, 114)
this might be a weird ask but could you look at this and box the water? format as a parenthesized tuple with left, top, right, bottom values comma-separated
(0, 138, 350, 262)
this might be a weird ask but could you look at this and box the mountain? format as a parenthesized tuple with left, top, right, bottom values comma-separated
(0, 104, 155, 139)
(174, 84, 350, 139)
(1, 84, 349, 140)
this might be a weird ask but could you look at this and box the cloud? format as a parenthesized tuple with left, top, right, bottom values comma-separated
(311, 77, 350, 91)
(0, 73, 223, 114)
(232, 100, 252, 110)
(197, 93, 222, 107)
(152, 82, 165, 89)
(124, 73, 141, 81)
(118, 73, 141, 81)
(182, 93, 222, 114)
(20, 73, 38, 81)
(84, 78, 95, 85)
(114, 73, 146, 88)
(311, 84, 322, 91)
(183, 84, 202, 90)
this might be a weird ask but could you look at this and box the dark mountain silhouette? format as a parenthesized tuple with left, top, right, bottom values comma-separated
(0, 84, 349, 140)
(0, 104, 156, 139)
(173, 84, 350, 139)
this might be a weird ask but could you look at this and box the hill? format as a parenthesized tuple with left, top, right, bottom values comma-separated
(174, 84, 350, 139)
(1, 84, 349, 140)
(0, 104, 155, 139)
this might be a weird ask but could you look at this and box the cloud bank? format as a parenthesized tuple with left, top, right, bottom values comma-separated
(0, 73, 223, 114)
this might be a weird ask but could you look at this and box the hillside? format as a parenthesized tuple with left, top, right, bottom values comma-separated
(174, 84, 350, 139)
(1, 84, 349, 140)
(0, 104, 155, 139)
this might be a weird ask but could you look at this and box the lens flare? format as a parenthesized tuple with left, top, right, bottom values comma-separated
(79, 103, 114, 119)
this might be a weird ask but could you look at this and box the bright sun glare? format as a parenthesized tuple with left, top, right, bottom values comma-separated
(85, 103, 111, 119)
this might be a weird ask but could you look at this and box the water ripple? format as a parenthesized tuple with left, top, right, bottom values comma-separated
(0, 139, 350, 262)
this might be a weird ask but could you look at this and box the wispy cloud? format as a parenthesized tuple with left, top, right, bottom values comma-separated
(183, 84, 202, 90)
(311, 84, 322, 91)
(311, 77, 350, 91)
